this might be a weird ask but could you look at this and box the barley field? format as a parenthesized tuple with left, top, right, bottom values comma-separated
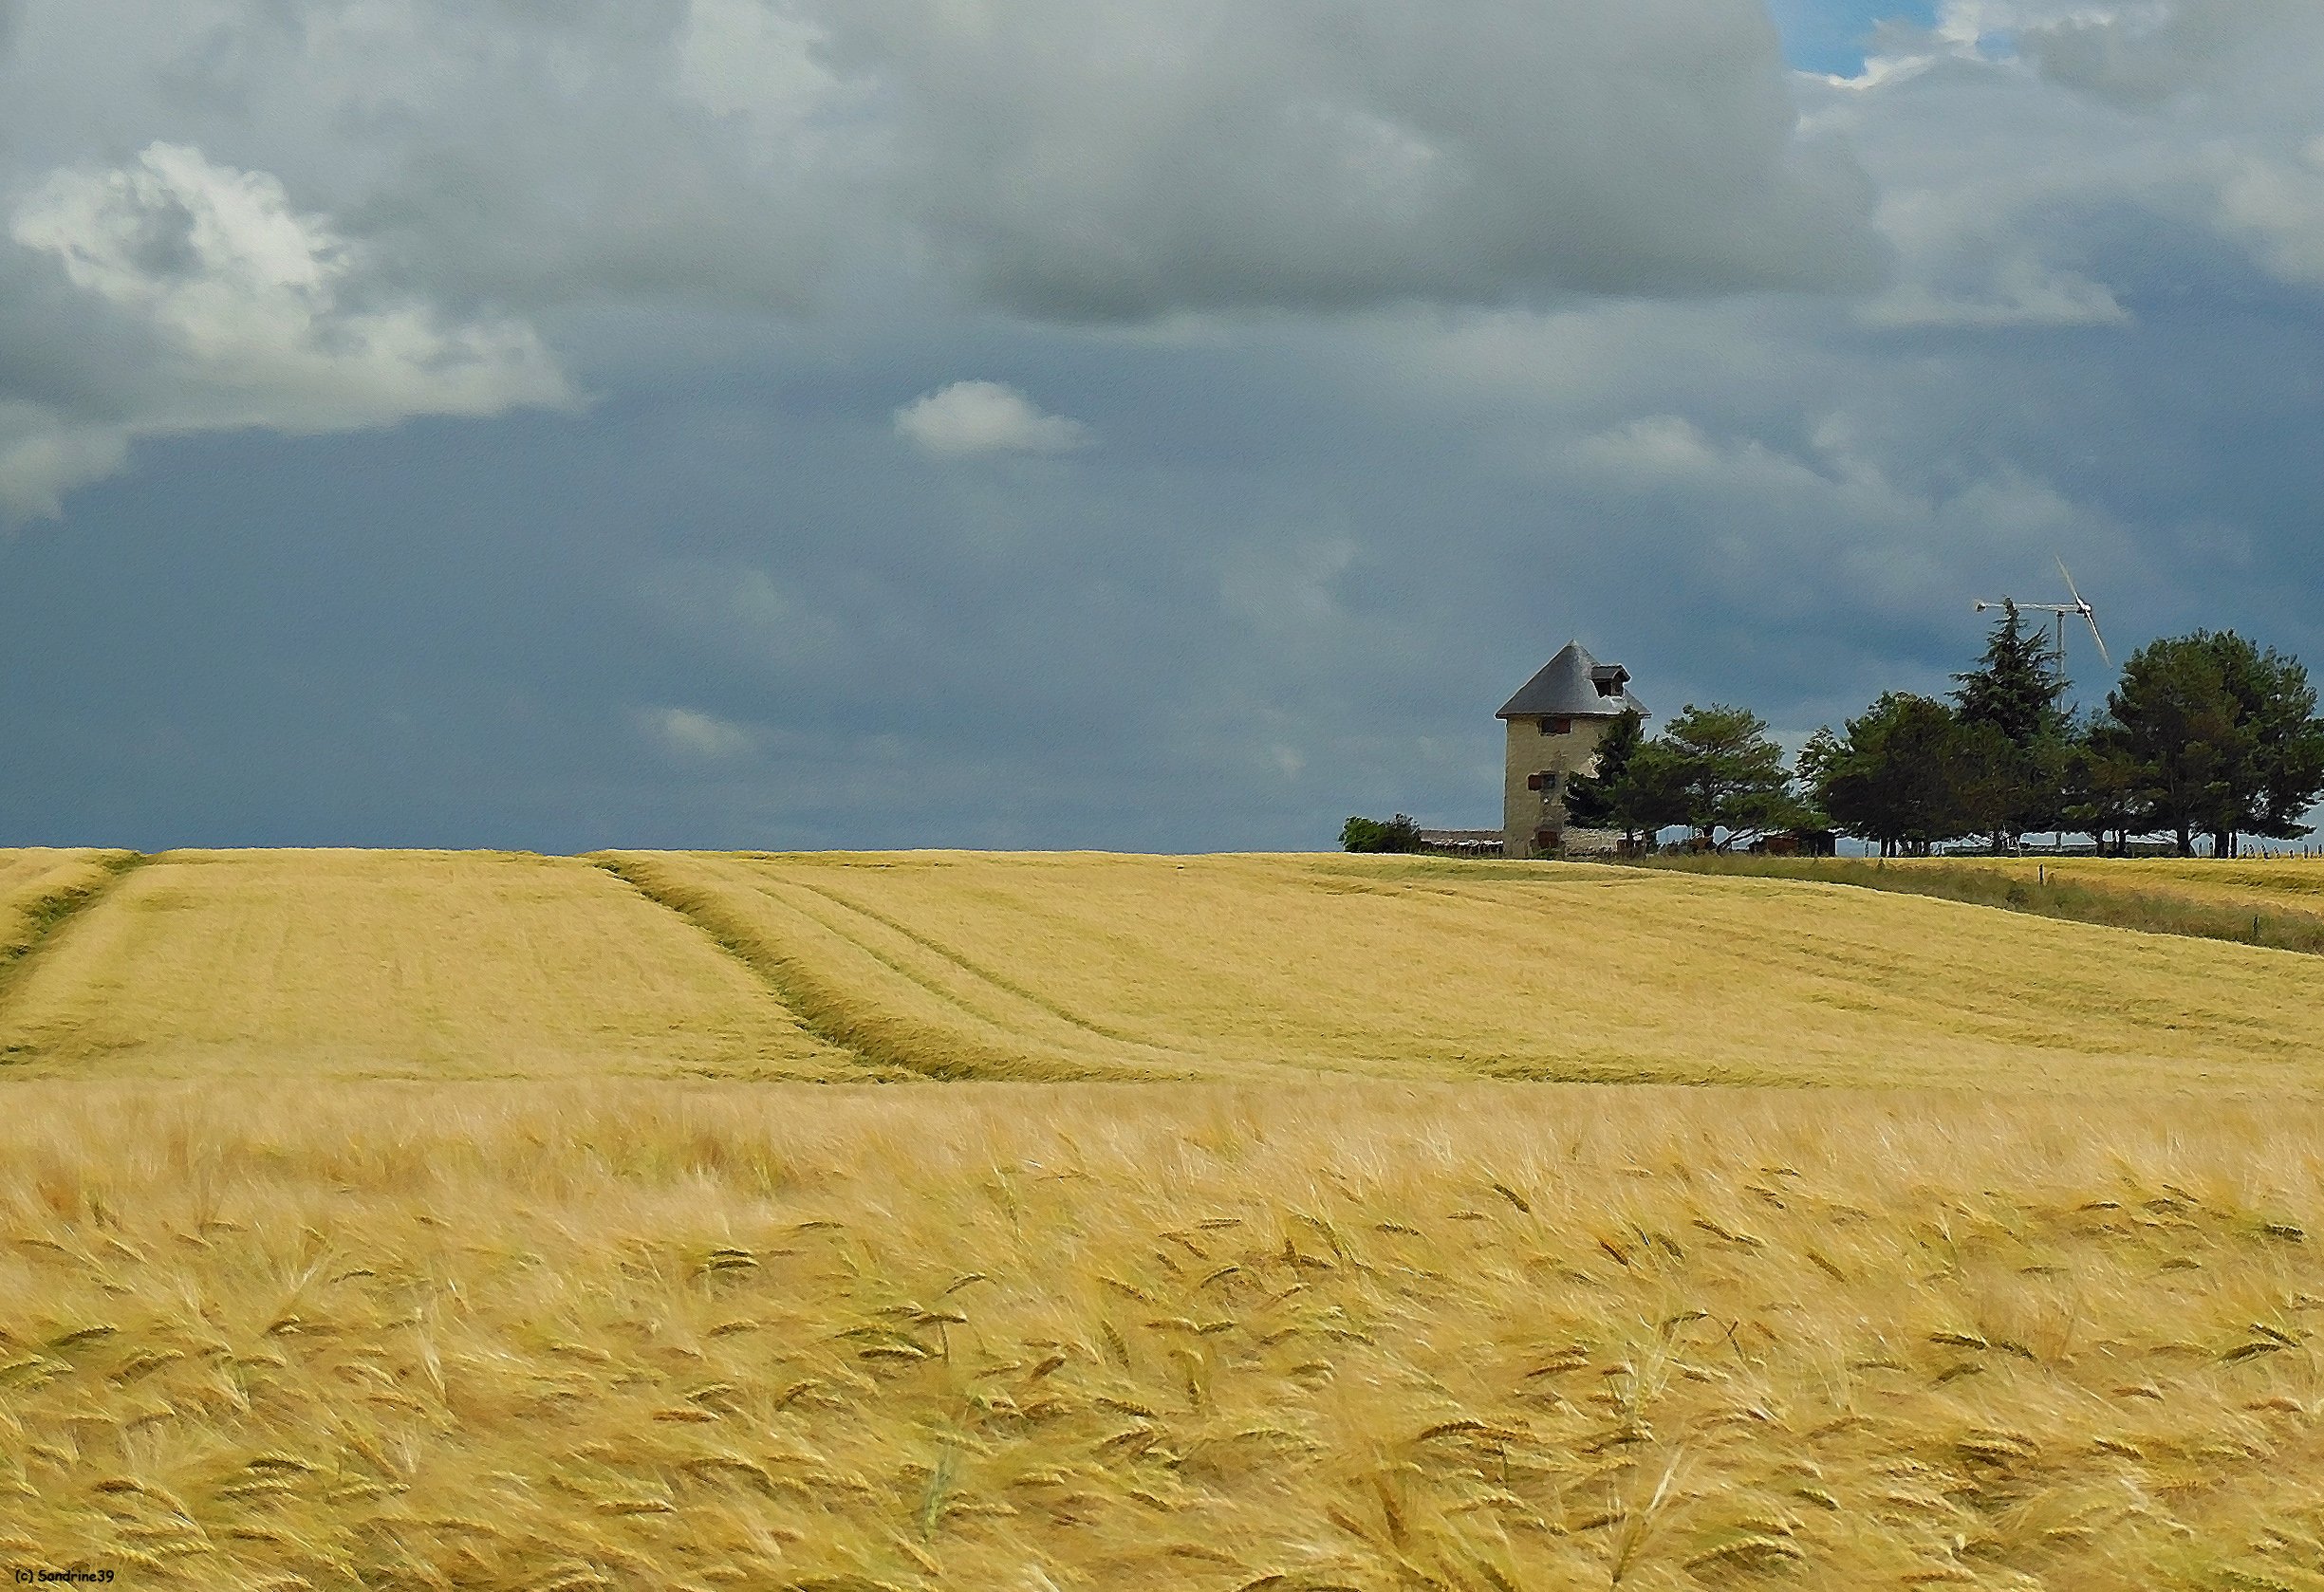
(0, 850, 857, 1080)
(6, 1083, 2323, 1591)
(6, 848, 2324, 1588)
(1, 847, 134, 981)
(603, 850, 2324, 1090)
(9, 847, 2322, 1089)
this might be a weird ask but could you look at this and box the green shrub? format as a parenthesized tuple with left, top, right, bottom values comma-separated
(1340, 814, 1421, 853)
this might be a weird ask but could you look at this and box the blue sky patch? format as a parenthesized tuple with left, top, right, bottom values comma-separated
(1769, 0, 1941, 75)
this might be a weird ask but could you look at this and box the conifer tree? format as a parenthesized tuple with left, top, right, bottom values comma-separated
(1806, 693, 1970, 857)
(2200, 632, 2324, 856)
(1952, 601, 2070, 848)
(2100, 639, 2240, 857)
(1562, 708, 1644, 835)
(1954, 600, 2067, 745)
(2101, 631, 2324, 856)
(1628, 704, 1798, 851)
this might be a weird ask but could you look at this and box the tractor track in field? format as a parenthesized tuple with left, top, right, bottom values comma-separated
(0, 852, 147, 1021)
(772, 873, 1165, 1049)
(590, 853, 942, 1081)
(590, 854, 1241, 1082)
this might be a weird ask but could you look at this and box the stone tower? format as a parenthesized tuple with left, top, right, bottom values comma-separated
(1497, 640, 1646, 860)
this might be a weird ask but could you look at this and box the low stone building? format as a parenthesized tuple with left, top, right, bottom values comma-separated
(1412, 828, 1505, 858)
(1498, 640, 1646, 860)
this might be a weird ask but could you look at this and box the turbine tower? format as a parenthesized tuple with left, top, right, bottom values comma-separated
(1975, 556, 2110, 677)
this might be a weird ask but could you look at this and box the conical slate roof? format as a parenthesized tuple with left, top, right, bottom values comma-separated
(1497, 640, 1646, 720)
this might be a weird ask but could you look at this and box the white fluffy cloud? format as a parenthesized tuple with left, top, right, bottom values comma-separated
(9, 0, 2324, 519)
(1805, 0, 2324, 326)
(2, 141, 568, 519)
(894, 381, 1092, 458)
(2215, 140, 2324, 288)
(638, 705, 755, 762)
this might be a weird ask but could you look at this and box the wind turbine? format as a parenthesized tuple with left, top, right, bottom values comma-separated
(1975, 556, 2110, 677)
(1977, 559, 2113, 856)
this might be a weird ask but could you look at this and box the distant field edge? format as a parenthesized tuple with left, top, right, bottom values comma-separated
(1610, 853, 2324, 956)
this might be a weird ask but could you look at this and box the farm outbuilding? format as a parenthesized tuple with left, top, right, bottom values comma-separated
(1413, 828, 1504, 858)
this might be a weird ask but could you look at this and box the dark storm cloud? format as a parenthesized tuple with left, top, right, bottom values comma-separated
(6, 0, 1886, 324)
(808, 0, 1886, 315)
(0, 0, 1886, 518)
(5, 2, 2324, 849)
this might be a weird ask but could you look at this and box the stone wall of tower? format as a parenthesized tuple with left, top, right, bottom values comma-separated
(1501, 714, 1620, 860)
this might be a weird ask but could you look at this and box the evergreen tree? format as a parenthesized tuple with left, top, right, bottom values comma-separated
(1603, 739, 1695, 848)
(2200, 631, 2324, 855)
(1565, 709, 1685, 850)
(2059, 717, 2147, 856)
(1955, 600, 2067, 743)
(1807, 693, 1972, 856)
(1952, 601, 2070, 848)
(2103, 639, 2243, 856)
(1563, 709, 1643, 830)
(1947, 718, 2036, 848)
(1794, 725, 1843, 833)
(1635, 704, 1799, 850)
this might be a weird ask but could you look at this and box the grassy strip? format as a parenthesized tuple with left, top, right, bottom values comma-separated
(0, 851, 143, 994)
(595, 853, 1249, 1083)
(590, 852, 934, 1080)
(589, 852, 1145, 1082)
(1611, 853, 2324, 953)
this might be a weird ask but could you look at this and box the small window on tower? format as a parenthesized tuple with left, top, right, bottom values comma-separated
(1541, 716, 1572, 735)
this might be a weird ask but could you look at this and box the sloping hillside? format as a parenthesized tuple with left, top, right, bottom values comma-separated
(0, 849, 859, 1079)
(601, 851, 2324, 1090)
(3, 847, 2319, 1088)
(0, 847, 135, 980)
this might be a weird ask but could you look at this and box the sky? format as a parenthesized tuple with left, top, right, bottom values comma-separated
(4, 0, 2324, 852)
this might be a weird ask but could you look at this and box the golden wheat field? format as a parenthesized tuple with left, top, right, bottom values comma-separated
(1, 848, 131, 972)
(6, 846, 2324, 1587)
(0, 850, 855, 1080)
(602, 850, 2324, 1090)
(9, 847, 2324, 1089)
(6, 1083, 2324, 1591)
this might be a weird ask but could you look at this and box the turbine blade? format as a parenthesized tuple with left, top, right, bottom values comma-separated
(2085, 610, 2111, 669)
(2056, 555, 2087, 609)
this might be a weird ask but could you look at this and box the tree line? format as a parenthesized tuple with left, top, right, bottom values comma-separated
(1565, 604, 2324, 857)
